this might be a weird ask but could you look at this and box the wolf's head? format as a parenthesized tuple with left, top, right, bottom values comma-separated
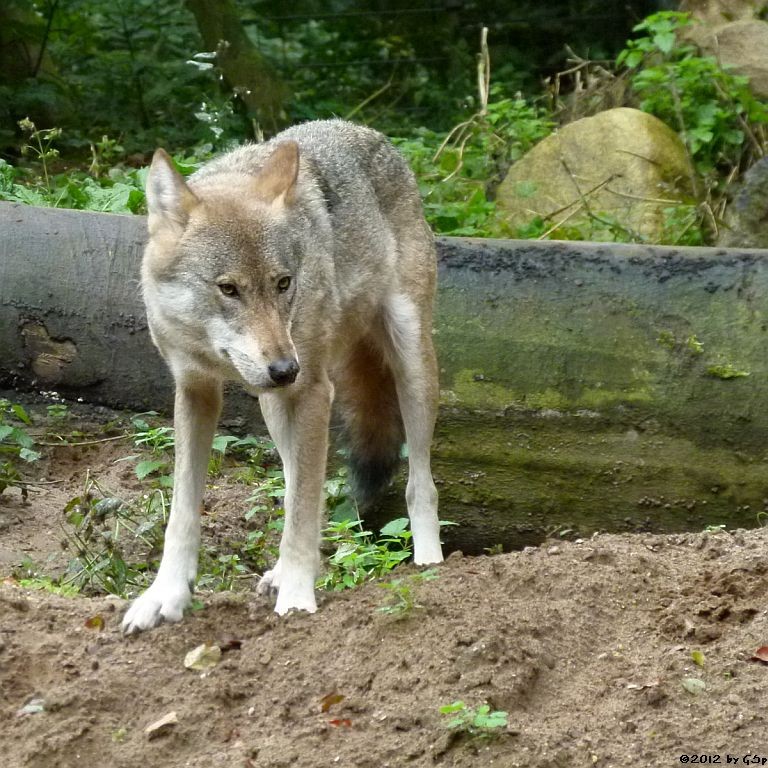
(142, 142, 304, 391)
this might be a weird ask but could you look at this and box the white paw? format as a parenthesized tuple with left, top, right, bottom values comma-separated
(257, 559, 282, 597)
(414, 547, 444, 565)
(274, 579, 317, 616)
(414, 537, 444, 565)
(122, 581, 192, 634)
(258, 559, 316, 615)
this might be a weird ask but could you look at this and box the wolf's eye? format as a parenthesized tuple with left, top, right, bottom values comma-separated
(277, 276, 292, 293)
(218, 282, 239, 298)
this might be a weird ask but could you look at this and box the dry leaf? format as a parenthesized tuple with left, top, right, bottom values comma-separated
(144, 710, 178, 739)
(184, 643, 222, 671)
(751, 646, 768, 664)
(84, 615, 105, 631)
(320, 693, 345, 713)
(681, 677, 706, 695)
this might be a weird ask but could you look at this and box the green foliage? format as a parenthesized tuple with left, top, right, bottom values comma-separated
(16, 565, 81, 597)
(395, 90, 552, 237)
(439, 701, 509, 736)
(59, 417, 283, 595)
(377, 568, 439, 617)
(130, 414, 175, 452)
(0, 399, 41, 494)
(0, 119, 148, 213)
(8, 6, 764, 247)
(618, 12, 768, 177)
(46, 402, 70, 423)
(317, 516, 413, 591)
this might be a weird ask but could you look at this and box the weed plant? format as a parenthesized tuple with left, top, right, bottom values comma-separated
(439, 701, 509, 737)
(0, 399, 41, 495)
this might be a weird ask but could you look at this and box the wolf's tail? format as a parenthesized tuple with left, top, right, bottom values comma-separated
(335, 337, 404, 507)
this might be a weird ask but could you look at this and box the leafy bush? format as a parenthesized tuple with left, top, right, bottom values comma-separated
(618, 11, 768, 179)
(395, 89, 552, 237)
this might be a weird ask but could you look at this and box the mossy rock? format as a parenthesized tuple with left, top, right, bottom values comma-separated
(495, 108, 692, 241)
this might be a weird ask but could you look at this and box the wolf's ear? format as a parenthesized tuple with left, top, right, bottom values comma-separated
(253, 141, 300, 207)
(146, 148, 198, 228)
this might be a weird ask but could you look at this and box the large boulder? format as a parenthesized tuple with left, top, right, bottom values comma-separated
(680, 0, 764, 26)
(495, 108, 691, 242)
(718, 156, 768, 247)
(695, 19, 768, 99)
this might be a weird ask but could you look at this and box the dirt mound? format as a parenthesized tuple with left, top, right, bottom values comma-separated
(3, 529, 768, 767)
(2, 402, 768, 766)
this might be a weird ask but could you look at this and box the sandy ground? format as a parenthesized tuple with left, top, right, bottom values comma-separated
(2, 406, 768, 768)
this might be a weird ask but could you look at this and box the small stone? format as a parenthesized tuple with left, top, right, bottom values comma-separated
(145, 711, 178, 739)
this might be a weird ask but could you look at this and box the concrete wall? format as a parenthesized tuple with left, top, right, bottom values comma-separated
(2, 202, 768, 551)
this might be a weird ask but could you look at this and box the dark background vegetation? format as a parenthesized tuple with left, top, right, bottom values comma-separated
(1, 0, 663, 155)
(3, 0, 767, 245)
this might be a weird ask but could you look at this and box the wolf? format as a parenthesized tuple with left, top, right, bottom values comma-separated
(122, 119, 443, 633)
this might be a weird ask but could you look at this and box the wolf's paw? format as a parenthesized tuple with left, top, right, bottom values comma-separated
(257, 560, 282, 597)
(274, 580, 317, 616)
(121, 581, 191, 634)
(258, 560, 316, 615)
(414, 544, 444, 566)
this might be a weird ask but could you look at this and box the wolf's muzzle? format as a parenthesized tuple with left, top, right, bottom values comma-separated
(268, 357, 300, 386)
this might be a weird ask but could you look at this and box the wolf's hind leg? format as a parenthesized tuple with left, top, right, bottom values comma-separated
(335, 336, 404, 506)
(382, 293, 443, 565)
(122, 378, 221, 633)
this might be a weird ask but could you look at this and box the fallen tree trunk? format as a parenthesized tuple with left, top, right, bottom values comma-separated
(3, 200, 768, 552)
(0, 202, 164, 408)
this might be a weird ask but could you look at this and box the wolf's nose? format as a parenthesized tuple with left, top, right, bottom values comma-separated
(268, 358, 300, 386)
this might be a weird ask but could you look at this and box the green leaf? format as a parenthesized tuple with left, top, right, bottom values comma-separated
(653, 30, 676, 54)
(19, 448, 42, 463)
(380, 517, 410, 537)
(439, 701, 466, 715)
(135, 459, 166, 480)
(211, 434, 239, 454)
(11, 404, 32, 424)
(691, 650, 705, 667)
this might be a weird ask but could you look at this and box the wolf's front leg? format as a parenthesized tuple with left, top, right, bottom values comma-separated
(257, 380, 332, 615)
(122, 379, 222, 633)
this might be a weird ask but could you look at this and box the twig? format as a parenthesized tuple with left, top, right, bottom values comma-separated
(37, 433, 130, 448)
(537, 203, 585, 240)
(432, 26, 490, 170)
(560, 158, 642, 241)
(604, 187, 682, 205)
(540, 175, 616, 220)
(477, 26, 490, 117)
(11, 479, 65, 489)
(344, 75, 394, 120)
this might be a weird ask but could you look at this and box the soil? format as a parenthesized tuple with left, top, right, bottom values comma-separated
(2, 401, 768, 768)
